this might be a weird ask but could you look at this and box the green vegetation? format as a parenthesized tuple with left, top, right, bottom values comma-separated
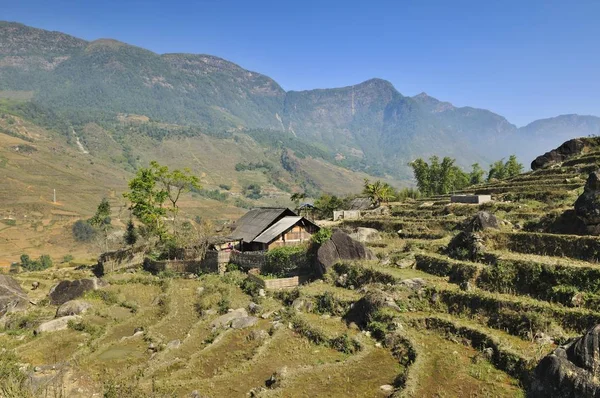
(19, 253, 53, 271)
(72, 219, 96, 242)
(90, 198, 112, 251)
(487, 155, 524, 182)
(362, 179, 395, 206)
(263, 245, 309, 277)
(123, 161, 200, 240)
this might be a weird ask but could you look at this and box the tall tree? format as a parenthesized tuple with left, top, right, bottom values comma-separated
(123, 161, 200, 240)
(469, 163, 485, 185)
(90, 198, 112, 251)
(363, 179, 395, 206)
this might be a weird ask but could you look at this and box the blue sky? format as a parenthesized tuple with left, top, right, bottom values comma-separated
(2, 0, 599, 126)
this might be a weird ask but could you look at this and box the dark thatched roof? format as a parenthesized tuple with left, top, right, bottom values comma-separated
(228, 208, 296, 242)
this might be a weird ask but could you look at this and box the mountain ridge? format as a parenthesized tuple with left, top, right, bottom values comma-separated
(1, 20, 600, 176)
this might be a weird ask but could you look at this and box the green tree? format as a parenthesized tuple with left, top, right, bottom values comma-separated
(123, 161, 200, 240)
(72, 220, 95, 242)
(290, 192, 306, 208)
(124, 219, 138, 246)
(469, 163, 485, 185)
(487, 160, 507, 181)
(409, 156, 470, 196)
(314, 194, 344, 219)
(505, 155, 524, 177)
(90, 198, 112, 251)
(152, 161, 200, 231)
(363, 179, 395, 206)
(123, 166, 169, 240)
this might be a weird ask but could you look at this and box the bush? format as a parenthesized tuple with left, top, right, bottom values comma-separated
(311, 228, 332, 245)
(72, 219, 95, 242)
(20, 253, 53, 271)
(263, 246, 308, 277)
(241, 277, 262, 298)
(62, 254, 74, 263)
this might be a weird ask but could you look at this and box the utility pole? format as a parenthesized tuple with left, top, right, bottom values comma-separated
(351, 86, 355, 116)
(53, 189, 56, 204)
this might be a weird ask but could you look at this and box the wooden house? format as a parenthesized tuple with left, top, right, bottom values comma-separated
(228, 208, 319, 251)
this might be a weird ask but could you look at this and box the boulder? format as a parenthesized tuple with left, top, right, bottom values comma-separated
(575, 170, 600, 234)
(399, 278, 427, 291)
(464, 211, 500, 232)
(35, 315, 81, 334)
(349, 227, 382, 243)
(210, 308, 248, 328)
(0, 275, 29, 318)
(531, 138, 585, 170)
(446, 231, 486, 262)
(49, 278, 107, 305)
(316, 230, 376, 276)
(230, 316, 258, 329)
(344, 289, 400, 327)
(530, 324, 600, 397)
(55, 300, 92, 318)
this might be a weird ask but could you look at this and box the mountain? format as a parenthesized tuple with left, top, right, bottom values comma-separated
(0, 21, 599, 178)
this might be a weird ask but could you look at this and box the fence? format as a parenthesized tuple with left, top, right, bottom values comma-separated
(230, 251, 267, 269)
(97, 246, 146, 274)
(247, 273, 310, 289)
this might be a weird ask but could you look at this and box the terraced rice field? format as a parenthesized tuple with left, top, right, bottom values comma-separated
(3, 148, 600, 396)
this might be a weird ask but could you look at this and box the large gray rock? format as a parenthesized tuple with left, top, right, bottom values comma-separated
(35, 315, 81, 334)
(231, 316, 258, 329)
(531, 138, 585, 170)
(210, 308, 248, 328)
(349, 227, 382, 243)
(446, 231, 486, 261)
(575, 170, 600, 234)
(55, 300, 92, 318)
(530, 324, 600, 397)
(0, 275, 29, 317)
(464, 211, 500, 232)
(49, 278, 107, 305)
(316, 230, 375, 276)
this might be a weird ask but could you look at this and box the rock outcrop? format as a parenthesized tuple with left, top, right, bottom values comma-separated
(210, 308, 250, 329)
(35, 315, 81, 334)
(55, 300, 92, 318)
(49, 278, 107, 306)
(316, 230, 375, 276)
(575, 170, 600, 234)
(531, 138, 585, 170)
(447, 211, 499, 261)
(349, 227, 382, 243)
(463, 211, 500, 232)
(530, 324, 600, 397)
(0, 275, 29, 318)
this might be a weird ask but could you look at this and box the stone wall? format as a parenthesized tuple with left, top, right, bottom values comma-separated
(333, 210, 361, 221)
(144, 258, 218, 274)
(230, 251, 267, 270)
(97, 246, 146, 274)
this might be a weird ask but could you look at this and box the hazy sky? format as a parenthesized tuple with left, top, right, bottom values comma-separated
(2, 0, 599, 126)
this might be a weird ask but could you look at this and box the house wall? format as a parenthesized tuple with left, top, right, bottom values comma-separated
(267, 224, 317, 250)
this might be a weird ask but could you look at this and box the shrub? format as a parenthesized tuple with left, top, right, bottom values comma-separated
(329, 333, 361, 354)
(241, 277, 262, 298)
(62, 254, 74, 263)
(72, 219, 95, 242)
(311, 228, 332, 245)
(217, 296, 231, 314)
(263, 246, 308, 277)
(20, 253, 53, 271)
(314, 291, 338, 314)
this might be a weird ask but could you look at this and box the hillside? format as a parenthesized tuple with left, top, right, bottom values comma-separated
(0, 99, 395, 265)
(2, 21, 600, 179)
(4, 137, 600, 396)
